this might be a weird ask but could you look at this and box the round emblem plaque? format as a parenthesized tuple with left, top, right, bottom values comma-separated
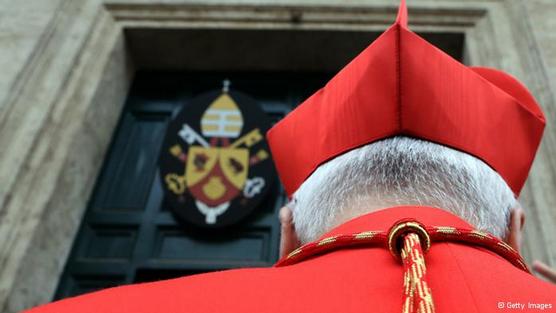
(159, 88, 275, 228)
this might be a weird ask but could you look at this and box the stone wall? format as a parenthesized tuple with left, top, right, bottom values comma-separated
(0, 0, 554, 312)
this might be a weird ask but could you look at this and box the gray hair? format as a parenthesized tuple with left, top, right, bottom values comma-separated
(289, 136, 517, 243)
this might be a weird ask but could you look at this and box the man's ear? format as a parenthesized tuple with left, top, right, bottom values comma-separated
(279, 206, 301, 258)
(506, 207, 525, 253)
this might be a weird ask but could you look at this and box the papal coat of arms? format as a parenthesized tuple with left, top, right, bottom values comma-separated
(159, 85, 274, 227)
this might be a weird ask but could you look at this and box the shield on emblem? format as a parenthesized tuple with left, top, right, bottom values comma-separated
(186, 146, 248, 206)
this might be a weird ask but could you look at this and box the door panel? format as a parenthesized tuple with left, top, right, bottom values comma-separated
(55, 72, 330, 299)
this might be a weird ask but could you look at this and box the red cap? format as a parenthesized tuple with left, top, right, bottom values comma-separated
(266, 0, 545, 197)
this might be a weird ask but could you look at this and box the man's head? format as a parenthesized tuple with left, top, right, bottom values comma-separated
(271, 2, 542, 259)
(280, 136, 525, 254)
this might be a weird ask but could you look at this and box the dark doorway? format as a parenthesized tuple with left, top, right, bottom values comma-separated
(54, 72, 330, 299)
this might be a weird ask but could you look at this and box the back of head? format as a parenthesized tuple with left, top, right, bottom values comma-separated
(290, 136, 517, 243)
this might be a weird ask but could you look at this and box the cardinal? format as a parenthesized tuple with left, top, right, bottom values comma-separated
(26, 1, 555, 312)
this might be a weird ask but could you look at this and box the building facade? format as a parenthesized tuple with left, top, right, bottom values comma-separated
(1, 0, 556, 312)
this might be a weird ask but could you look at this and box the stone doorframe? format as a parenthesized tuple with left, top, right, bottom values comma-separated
(1, 0, 554, 312)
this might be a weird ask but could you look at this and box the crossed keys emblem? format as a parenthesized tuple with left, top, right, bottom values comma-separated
(163, 92, 269, 224)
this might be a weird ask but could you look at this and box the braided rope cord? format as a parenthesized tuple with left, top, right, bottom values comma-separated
(275, 221, 528, 313)
(401, 233, 434, 313)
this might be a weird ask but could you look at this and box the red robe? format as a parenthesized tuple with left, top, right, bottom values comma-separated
(27, 206, 556, 312)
